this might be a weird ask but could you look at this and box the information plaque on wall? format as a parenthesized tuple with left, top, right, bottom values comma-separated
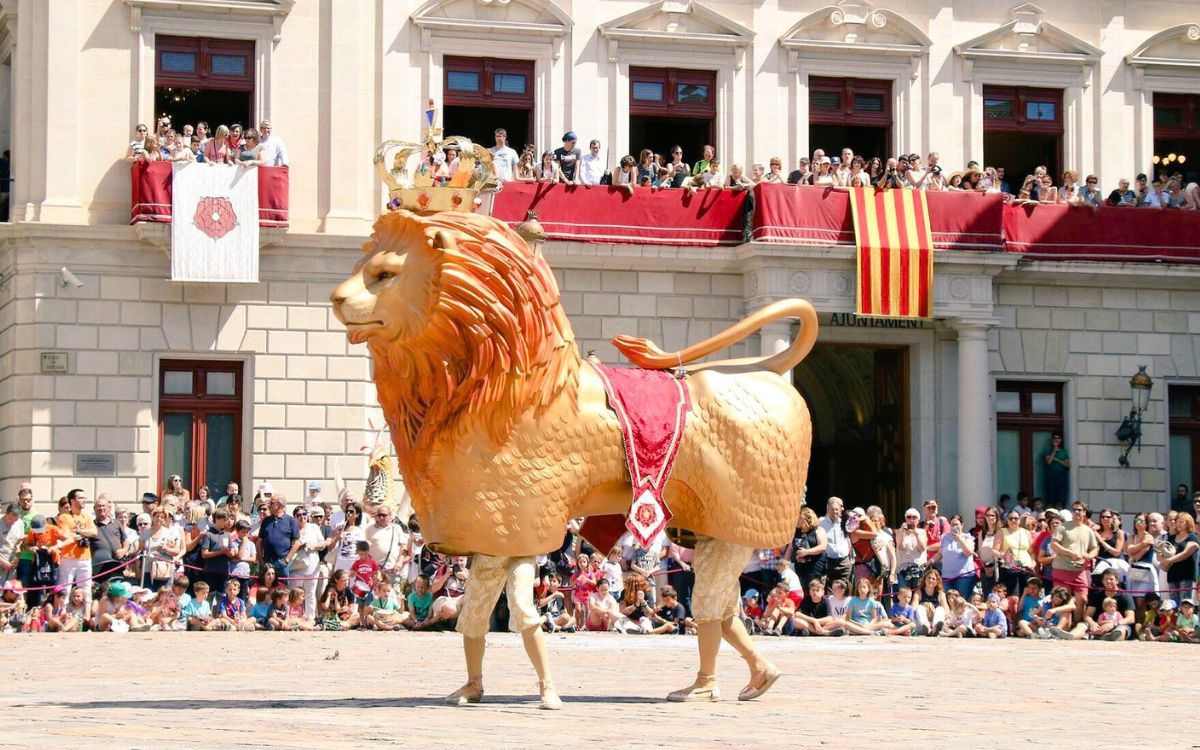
(40, 351, 69, 373)
(75, 453, 116, 475)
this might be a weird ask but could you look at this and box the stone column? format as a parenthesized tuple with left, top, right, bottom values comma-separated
(955, 321, 993, 511)
(318, 0, 373, 233)
(759, 321, 793, 357)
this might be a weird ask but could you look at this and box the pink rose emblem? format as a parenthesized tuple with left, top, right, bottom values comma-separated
(193, 196, 238, 239)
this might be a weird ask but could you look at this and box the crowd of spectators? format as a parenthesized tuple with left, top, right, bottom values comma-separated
(124, 115, 288, 167)
(1, 476, 1198, 644)
(483, 127, 1200, 210)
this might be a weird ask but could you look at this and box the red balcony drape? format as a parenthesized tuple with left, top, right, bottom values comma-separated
(131, 161, 289, 228)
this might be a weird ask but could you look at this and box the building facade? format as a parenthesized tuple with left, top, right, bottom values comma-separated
(0, 0, 1199, 521)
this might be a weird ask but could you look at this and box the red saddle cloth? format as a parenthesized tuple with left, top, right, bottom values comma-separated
(581, 362, 691, 552)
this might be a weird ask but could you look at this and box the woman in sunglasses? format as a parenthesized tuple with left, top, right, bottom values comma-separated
(329, 503, 365, 575)
(994, 509, 1035, 594)
(125, 124, 150, 162)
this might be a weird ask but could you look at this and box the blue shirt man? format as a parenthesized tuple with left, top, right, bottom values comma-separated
(257, 495, 300, 569)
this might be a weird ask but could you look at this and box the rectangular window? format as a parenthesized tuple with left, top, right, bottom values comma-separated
(982, 86, 1063, 133)
(983, 98, 1013, 120)
(995, 381, 1065, 501)
(632, 81, 665, 101)
(809, 77, 891, 127)
(1169, 386, 1200, 497)
(1026, 101, 1057, 121)
(853, 93, 884, 113)
(1156, 107, 1184, 128)
(494, 73, 526, 95)
(677, 83, 708, 104)
(158, 360, 243, 497)
(160, 51, 196, 74)
(210, 53, 247, 77)
(447, 71, 481, 92)
(444, 57, 535, 107)
(629, 68, 717, 117)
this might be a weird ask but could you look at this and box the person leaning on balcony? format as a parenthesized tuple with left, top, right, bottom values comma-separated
(204, 125, 235, 165)
(727, 164, 754, 191)
(255, 118, 288, 166)
(760, 157, 785, 184)
(612, 154, 638, 195)
(1036, 174, 1058, 204)
(786, 157, 811, 185)
(168, 131, 194, 163)
(875, 158, 903, 190)
(691, 144, 715, 177)
(1079, 174, 1103, 207)
(578, 140, 606, 186)
(1107, 177, 1136, 206)
(124, 124, 149, 162)
(237, 130, 265, 168)
(514, 148, 536, 183)
(535, 150, 565, 184)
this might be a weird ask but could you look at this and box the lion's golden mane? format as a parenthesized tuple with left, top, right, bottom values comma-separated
(367, 211, 578, 466)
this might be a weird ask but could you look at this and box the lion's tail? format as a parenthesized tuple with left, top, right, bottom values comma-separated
(611, 298, 819, 375)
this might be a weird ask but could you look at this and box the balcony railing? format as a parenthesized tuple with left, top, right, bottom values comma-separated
(130, 162, 289, 228)
(492, 182, 1200, 264)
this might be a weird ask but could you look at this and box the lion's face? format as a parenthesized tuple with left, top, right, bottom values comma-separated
(331, 217, 446, 345)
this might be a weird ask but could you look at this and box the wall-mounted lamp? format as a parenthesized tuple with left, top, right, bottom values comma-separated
(1115, 364, 1153, 467)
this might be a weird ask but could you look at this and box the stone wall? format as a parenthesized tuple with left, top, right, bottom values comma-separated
(0, 230, 746, 506)
(991, 273, 1200, 513)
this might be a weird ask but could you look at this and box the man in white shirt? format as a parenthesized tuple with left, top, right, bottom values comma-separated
(364, 504, 408, 584)
(257, 119, 289, 166)
(820, 496, 852, 587)
(489, 128, 519, 182)
(579, 139, 606, 186)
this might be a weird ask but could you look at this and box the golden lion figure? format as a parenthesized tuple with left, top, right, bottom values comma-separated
(332, 209, 817, 708)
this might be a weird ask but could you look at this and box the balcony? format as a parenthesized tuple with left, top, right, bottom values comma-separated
(129, 162, 289, 250)
(491, 182, 1200, 264)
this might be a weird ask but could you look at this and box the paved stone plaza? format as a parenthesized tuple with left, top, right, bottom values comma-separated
(2, 632, 1197, 749)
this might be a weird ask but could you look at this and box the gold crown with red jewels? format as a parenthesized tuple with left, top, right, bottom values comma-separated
(374, 100, 498, 214)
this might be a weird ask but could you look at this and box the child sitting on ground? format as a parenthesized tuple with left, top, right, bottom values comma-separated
(793, 578, 832, 636)
(538, 574, 575, 633)
(214, 579, 254, 631)
(887, 586, 917, 636)
(0, 581, 28, 632)
(265, 589, 290, 631)
(844, 578, 890, 636)
(759, 582, 798, 636)
(250, 589, 274, 630)
(285, 587, 314, 631)
(740, 589, 763, 634)
(184, 581, 215, 630)
(941, 589, 978, 637)
(823, 579, 851, 636)
(365, 579, 409, 631)
(974, 593, 1009, 639)
(648, 586, 691, 635)
(1015, 579, 1048, 638)
(1137, 592, 1162, 641)
(1173, 599, 1198, 643)
(586, 578, 621, 632)
(1044, 586, 1079, 640)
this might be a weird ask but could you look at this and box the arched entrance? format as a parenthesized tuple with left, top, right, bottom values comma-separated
(793, 343, 909, 525)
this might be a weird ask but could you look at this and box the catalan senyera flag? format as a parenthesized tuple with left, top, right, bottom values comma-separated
(849, 187, 934, 319)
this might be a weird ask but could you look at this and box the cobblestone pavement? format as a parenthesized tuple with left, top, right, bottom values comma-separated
(2, 632, 1198, 749)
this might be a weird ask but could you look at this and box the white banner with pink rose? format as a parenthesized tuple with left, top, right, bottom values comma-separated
(171, 162, 260, 283)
